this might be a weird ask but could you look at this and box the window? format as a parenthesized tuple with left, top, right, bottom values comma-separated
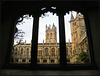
(45, 48, 49, 56)
(15, 48, 17, 55)
(51, 48, 55, 56)
(27, 48, 29, 55)
(21, 48, 23, 55)
(8, 2, 96, 70)
(37, 11, 60, 64)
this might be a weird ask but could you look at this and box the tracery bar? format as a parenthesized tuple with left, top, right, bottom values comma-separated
(58, 12, 67, 65)
(31, 14, 40, 66)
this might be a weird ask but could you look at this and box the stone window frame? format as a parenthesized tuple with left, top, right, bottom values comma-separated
(5, 1, 98, 70)
(51, 48, 55, 56)
(45, 48, 49, 56)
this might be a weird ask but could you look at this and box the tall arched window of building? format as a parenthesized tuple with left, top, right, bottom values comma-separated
(27, 48, 29, 55)
(15, 48, 17, 55)
(45, 48, 49, 56)
(51, 48, 55, 56)
(21, 48, 23, 55)
(37, 11, 60, 64)
(58, 48, 60, 56)
(5, 1, 98, 70)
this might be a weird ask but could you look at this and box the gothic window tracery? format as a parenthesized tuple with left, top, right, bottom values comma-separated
(45, 48, 49, 56)
(27, 48, 29, 55)
(21, 48, 23, 55)
(51, 48, 55, 56)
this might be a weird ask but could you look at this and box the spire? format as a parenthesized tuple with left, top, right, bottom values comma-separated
(71, 13, 74, 20)
(52, 23, 56, 30)
(76, 11, 79, 18)
(46, 24, 47, 28)
(68, 39, 70, 44)
(46, 24, 48, 31)
(53, 23, 55, 27)
(80, 13, 84, 18)
(25, 40, 26, 45)
(43, 39, 44, 45)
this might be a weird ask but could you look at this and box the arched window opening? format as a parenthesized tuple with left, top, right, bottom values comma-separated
(10, 14, 33, 64)
(27, 48, 29, 55)
(8, 5, 93, 67)
(37, 11, 60, 64)
(21, 48, 23, 55)
(51, 48, 55, 56)
(15, 48, 17, 55)
(45, 48, 49, 56)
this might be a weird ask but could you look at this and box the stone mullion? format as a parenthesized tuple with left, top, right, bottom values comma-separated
(31, 14, 40, 66)
(58, 12, 66, 65)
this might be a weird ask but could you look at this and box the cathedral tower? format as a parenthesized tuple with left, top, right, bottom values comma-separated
(45, 23, 57, 43)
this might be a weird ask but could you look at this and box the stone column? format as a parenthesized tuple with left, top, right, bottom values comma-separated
(31, 14, 40, 66)
(57, 12, 66, 65)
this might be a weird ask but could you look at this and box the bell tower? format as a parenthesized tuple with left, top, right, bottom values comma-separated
(45, 23, 57, 43)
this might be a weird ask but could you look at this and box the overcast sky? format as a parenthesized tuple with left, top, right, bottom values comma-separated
(14, 11, 76, 44)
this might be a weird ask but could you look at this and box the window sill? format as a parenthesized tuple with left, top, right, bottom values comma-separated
(3, 63, 99, 70)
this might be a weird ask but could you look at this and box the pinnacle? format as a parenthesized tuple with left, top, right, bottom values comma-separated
(71, 13, 74, 20)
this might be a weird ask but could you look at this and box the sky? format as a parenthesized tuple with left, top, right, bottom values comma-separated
(14, 11, 76, 44)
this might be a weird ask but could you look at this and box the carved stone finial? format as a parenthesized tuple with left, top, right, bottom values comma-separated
(25, 40, 26, 45)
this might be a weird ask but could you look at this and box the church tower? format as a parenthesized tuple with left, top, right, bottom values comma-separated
(45, 23, 57, 43)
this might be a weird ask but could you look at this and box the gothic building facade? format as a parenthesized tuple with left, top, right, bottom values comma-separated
(69, 12, 90, 63)
(11, 23, 72, 64)
(11, 12, 89, 64)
